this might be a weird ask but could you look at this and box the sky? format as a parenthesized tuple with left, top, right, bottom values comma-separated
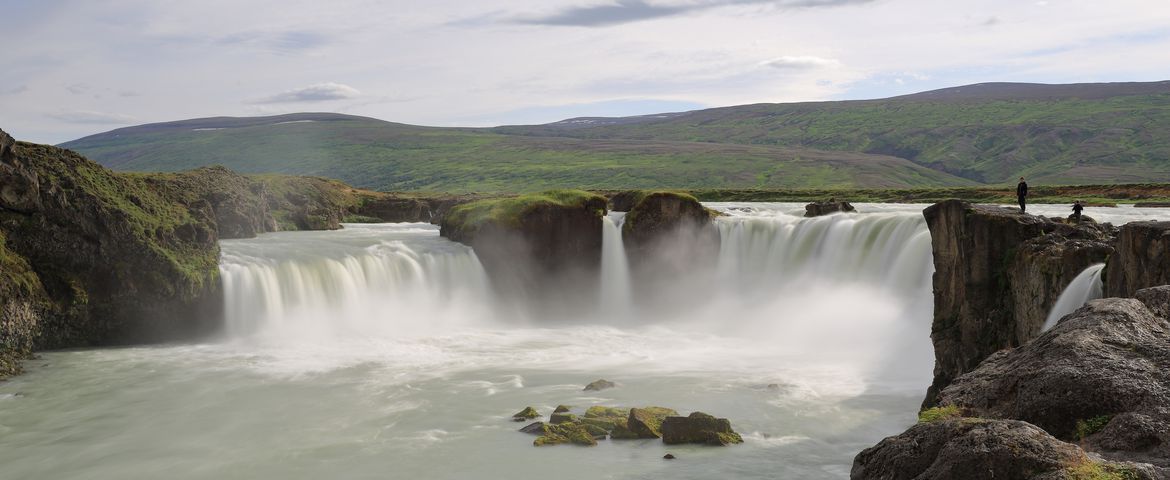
(3, 0, 1170, 144)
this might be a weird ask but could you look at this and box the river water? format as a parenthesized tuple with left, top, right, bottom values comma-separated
(2, 203, 1167, 479)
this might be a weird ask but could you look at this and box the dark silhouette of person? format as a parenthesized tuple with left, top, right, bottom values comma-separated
(1016, 177, 1029, 213)
(1072, 200, 1084, 222)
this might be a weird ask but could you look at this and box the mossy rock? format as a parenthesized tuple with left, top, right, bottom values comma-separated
(512, 406, 540, 421)
(553, 405, 572, 414)
(440, 189, 607, 244)
(550, 412, 578, 424)
(661, 412, 744, 446)
(627, 407, 679, 439)
(583, 379, 616, 391)
(585, 406, 630, 419)
(533, 422, 598, 447)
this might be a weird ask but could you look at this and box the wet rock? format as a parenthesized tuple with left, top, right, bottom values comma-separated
(804, 200, 855, 217)
(550, 412, 578, 424)
(1135, 285, 1170, 320)
(553, 405, 572, 414)
(583, 379, 616, 391)
(663, 454, 676, 460)
(519, 422, 549, 435)
(851, 418, 1087, 480)
(627, 407, 678, 439)
(922, 200, 1115, 407)
(622, 191, 720, 285)
(938, 296, 1170, 464)
(533, 422, 598, 447)
(660, 412, 744, 446)
(1105, 221, 1170, 298)
(512, 406, 540, 421)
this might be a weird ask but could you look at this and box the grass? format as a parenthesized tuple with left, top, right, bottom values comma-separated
(1075, 415, 1113, 440)
(918, 405, 963, 423)
(1064, 461, 1142, 480)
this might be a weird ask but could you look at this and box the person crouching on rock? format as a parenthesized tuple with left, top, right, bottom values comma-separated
(1072, 200, 1084, 223)
(1016, 177, 1029, 213)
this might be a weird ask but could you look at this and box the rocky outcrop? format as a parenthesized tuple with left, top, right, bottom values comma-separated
(627, 406, 679, 439)
(439, 190, 607, 301)
(0, 135, 222, 359)
(583, 379, 615, 391)
(851, 418, 1157, 480)
(660, 412, 744, 446)
(622, 191, 720, 281)
(936, 291, 1170, 467)
(1105, 221, 1170, 298)
(353, 195, 483, 224)
(922, 200, 1116, 407)
(805, 200, 856, 217)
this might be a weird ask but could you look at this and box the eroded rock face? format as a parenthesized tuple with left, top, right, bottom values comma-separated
(804, 200, 856, 217)
(938, 292, 1170, 465)
(1105, 221, 1170, 298)
(622, 192, 719, 283)
(922, 200, 1115, 407)
(852, 418, 1089, 480)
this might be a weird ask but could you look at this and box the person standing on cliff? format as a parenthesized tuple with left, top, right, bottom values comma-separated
(1072, 200, 1084, 222)
(1016, 177, 1029, 213)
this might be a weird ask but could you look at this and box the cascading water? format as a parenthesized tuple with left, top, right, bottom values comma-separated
(1042, 263, 1106, 331)
(599, 212, 632, 312)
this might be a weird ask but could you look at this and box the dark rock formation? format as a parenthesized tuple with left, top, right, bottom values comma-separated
(660, 412, 744, 446)
(804, 200, 856, 217)
(583, 379, 615, 391)
(353, 195, 482, 224)
(512, 406, 540, 421)
(622, 191, 720, 281)
(1105, 221, 1170, 298)
(937, 291, 1170, 466)
(922, 200, 1115, 407)
(607, 191, 641, 212)
(519, 422, 547, 435)
(851, 418, 1141, 480)
(439, 190, 607, 301)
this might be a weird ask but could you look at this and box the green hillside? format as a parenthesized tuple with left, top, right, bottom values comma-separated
(494, 81, 1170, 185)
(61, 81, 1170, 192)
(60, 113, 973, 192)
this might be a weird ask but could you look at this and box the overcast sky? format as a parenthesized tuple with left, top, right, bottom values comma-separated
(3, 0, 1170, 144)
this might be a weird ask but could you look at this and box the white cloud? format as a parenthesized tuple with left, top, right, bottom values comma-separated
(47, 110, 137, 124)
(760, 56, 842, 70)
(252, 82, 361, 104)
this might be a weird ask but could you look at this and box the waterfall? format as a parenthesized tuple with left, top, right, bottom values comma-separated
(1042, 263, 1106, 331)
(219, 223, 491, 340)
(600, 212, 631, 311)
(713, 210, 934, 300)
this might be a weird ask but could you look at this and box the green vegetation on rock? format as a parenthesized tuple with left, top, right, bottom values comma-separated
(1064, 460, 1142, 480)
(918, 405, 963, 423)
(1074, 415, 1113, 440)
(441, 189, 606, 243)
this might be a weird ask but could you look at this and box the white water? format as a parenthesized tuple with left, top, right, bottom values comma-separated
(1042, 263, 1106, 331)
(599, 213, 631, 313)
(13, 203, 1166, 479)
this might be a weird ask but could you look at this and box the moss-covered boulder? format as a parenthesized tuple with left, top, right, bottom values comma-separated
(439, 190, 607, 300)
(660, 412, 744, 446)
(583, 379, 616, 391)
(512, 406, 540, 421)
(532, 422, 599, 447)
(804, 200, 856, 217)
(627, 407, 679, 439)
(621, 191, 720, 284)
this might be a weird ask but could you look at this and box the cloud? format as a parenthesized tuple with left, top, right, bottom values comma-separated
(252, 82, 362, 103)
(760, 55, 842, 70)
(3, 85, 28, 95)
(66, 83, 89, 95)
(47, 110, 136, 124)
(216, 30, 331, 54)
(511, 0, 874, 27)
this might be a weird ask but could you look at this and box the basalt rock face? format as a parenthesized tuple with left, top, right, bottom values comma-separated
(852, 419, 1089, 480)
(440, 191, 607, 302)
(804, 200, 856, 217)
(0, 136, 222, 358)
(922, 200, 1116, 407)
(622, 192, 720, 283)
(937, 292, 1170, 467)
(1105, 221, 1170, 298)
(852, 417, 1162, 480)
(354, 194, 485, 224)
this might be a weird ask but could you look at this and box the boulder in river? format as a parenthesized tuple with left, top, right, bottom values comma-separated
(661, 412, 744, 446)
(583, 379, 616, 391)
(626, 407, 679, 439)
(804, 200, 856, 217)
(512, 406, 540, 421)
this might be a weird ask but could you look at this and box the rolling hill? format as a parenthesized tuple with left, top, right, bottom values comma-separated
(60, 81, 1170, 192)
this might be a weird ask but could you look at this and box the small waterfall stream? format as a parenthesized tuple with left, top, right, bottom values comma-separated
(1042, 263, 1106, 331)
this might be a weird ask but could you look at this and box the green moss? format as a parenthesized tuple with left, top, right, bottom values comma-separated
(623, 191, 704, 230)
(532, 422, 598, 447)
(584, 406, 630, 419)
(512, 406, 540, 420)
(1075, 415, 1113, 440)
(918, 405, 963, 423)
(1064, 461, 1141, 480)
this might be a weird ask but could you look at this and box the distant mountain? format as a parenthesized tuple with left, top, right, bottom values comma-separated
(493, 81, 1170, 185)
(61, 112, 972, 192)
(61, 81, 1170, 191)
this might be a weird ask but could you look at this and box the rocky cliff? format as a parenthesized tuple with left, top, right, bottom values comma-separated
(922, 200, 1115, 407)
(440, 190, 608, 303)
(0, 131, 223, 370)
(1105, 221, 1170, 298)
(622, 191, 720, 283)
